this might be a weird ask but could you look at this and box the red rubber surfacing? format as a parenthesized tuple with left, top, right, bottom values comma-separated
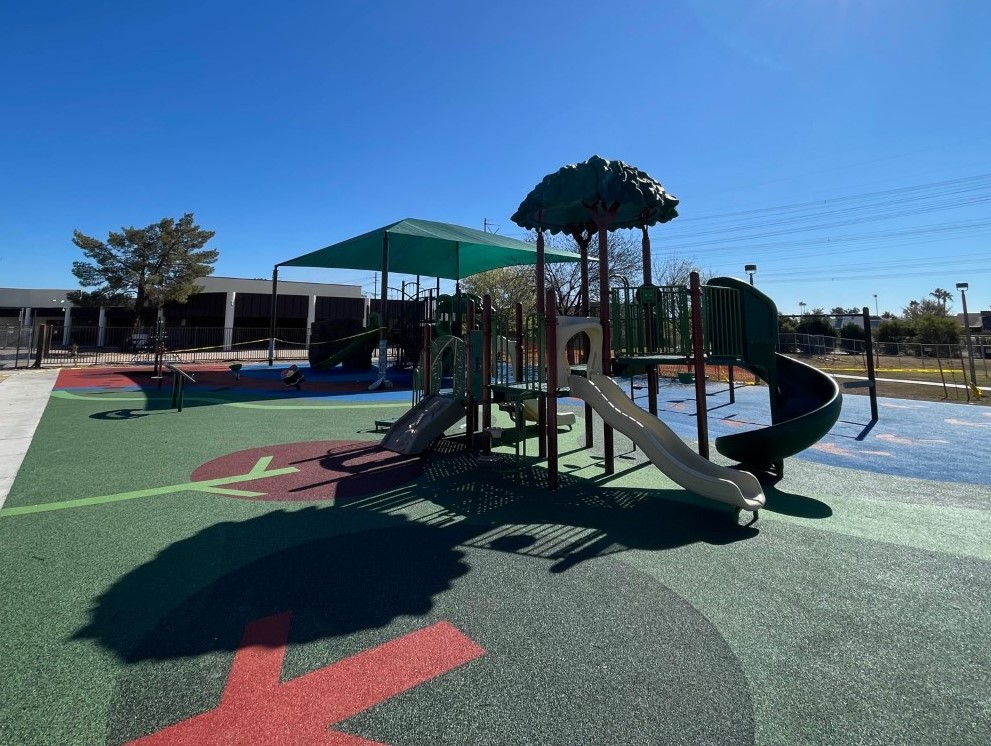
(190, 440, 426, 502)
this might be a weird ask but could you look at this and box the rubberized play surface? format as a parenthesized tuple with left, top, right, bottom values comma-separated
(1, 363, 989, 745)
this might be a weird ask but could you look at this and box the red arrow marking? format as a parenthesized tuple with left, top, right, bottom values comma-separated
(128, 613, 485, 746)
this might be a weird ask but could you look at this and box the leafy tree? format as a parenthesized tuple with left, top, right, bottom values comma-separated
(839, 321, 865, 351)
(796, 312, 837, 338)
(461, 265, 537, 318)
(877, 316, 921, 355)
(778, 314, 798, 335)
(877, 317, 915, 342)
(903, 297, 945, 319)
(70, 213, 218, 325)
(915, 314, 960, 350)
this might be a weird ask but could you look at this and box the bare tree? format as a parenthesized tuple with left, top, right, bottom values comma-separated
(544, 229, 641, 314)
(651, 254, 711, 287)
(464, 228, 645, 319)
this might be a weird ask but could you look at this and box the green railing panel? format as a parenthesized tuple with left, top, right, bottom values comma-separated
(610, 284, 690, 358)
(702, 285, 744, 359)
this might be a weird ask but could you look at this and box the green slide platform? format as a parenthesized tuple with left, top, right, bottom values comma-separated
(706, 277, 842, 467)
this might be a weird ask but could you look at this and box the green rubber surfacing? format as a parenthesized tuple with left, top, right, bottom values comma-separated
(0, 372, 988, 745)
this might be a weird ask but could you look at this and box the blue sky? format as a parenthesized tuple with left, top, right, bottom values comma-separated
(2, 0, 989, 318)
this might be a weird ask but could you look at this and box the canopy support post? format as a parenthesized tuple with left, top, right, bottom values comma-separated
(268, 265, 279, 366)
(369, 232, 390, 390)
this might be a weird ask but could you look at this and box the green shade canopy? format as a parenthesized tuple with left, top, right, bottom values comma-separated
(512, 155, 679, 233)
(278, 218, 580, 279)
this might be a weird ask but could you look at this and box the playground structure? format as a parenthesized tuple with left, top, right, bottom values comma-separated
(380, 268, 841, 516)
(275, 157, 841, 518)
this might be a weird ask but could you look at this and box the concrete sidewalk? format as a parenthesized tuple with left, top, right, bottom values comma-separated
(0, 369, 59, 508)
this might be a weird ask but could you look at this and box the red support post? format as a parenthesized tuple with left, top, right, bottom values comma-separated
(545, 289, 558, 489)
(482, 295, 493, 453)
(598, 224, 614, 475)
(465, 300, 476, 448)
(515, 303, 524, 382)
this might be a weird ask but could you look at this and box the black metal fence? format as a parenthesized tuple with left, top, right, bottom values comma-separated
(1, 325, 310, 369)
(4, 323, 988, 381)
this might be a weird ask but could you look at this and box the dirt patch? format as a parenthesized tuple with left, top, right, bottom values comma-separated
(792, 353, 990, 407)
(664, 355, 991, 407)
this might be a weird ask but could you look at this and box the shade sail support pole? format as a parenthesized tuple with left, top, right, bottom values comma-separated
(369, 232, 390, 391)
(268, 265, 279, 366)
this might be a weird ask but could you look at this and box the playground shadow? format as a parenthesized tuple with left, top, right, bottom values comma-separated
(76, 446, 761, 664)
(760, 483, 833, 519)
(347, 451, 761, 572)
(89, 408, 163, 420)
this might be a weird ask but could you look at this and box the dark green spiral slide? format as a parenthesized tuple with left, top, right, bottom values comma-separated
(706, 277, 842, 469)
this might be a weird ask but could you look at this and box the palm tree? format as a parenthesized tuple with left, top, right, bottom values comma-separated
(930, 288, 953, 312)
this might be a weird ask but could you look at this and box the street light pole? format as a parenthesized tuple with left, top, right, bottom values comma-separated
(956, 282, 978, 387)
(744, 264, 757, 286)
(873, 294, 878, 316)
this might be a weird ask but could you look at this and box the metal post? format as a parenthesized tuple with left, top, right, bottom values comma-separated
(862, 307, 879, 421)
(958, 284, 978, 386)
(33, 324, 48, 369)
(268, 266, 279, 366)
(689, 272, 709, 459)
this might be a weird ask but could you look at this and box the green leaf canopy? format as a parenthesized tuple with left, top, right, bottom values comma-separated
(278, 218, 580, 279)
(511, 155, 679, 233)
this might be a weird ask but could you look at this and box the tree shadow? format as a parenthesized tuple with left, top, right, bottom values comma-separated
(73, 509, 477, 663)
(74, 447, 764, 665)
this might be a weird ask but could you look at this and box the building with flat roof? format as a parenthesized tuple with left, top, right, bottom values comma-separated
(0, 276, 368, 350)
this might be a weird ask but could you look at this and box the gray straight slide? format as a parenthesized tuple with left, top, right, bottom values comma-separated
(381, 395, 466, 455)
(570, 373, 765, 512)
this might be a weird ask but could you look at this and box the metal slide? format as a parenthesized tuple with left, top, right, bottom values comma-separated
(380, 395, 466, 455)
(570, 373, 765, 512)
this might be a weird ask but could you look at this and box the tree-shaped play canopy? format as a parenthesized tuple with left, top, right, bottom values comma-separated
(511, 155, 679, 363)
(511, 154, 679, 234)
(512, 156, 679, 477)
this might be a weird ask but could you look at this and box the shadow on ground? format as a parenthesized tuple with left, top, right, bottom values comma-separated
(75, 445, 762, 662)
(74, 511, 477, 663)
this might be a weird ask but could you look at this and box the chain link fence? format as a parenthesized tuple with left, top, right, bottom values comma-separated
(780, 332, 990, 378)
